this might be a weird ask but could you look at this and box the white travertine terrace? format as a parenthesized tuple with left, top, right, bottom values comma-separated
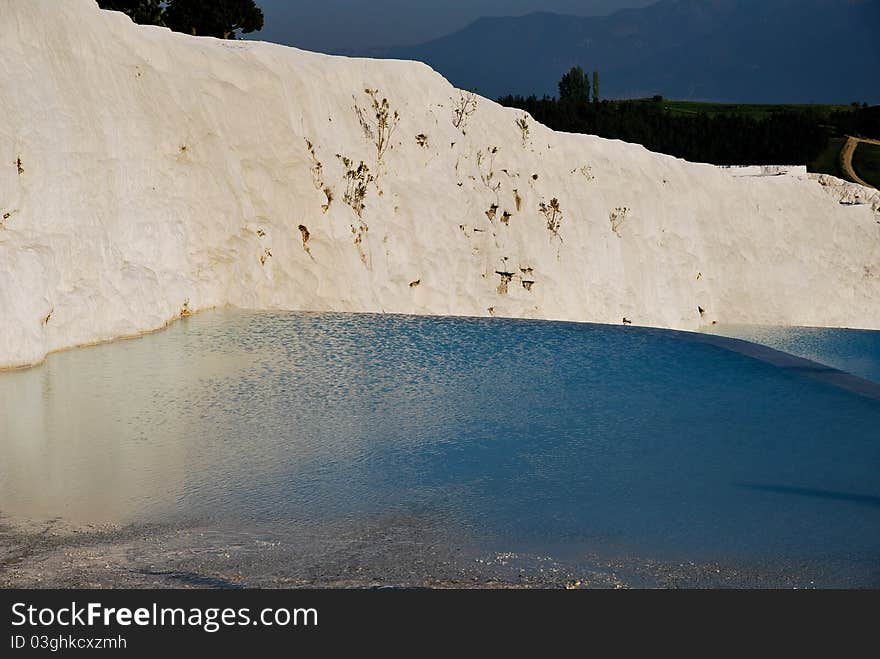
(1, 0, 878, 369)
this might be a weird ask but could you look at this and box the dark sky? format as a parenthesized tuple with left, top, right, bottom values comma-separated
(247, 0, 657, 54)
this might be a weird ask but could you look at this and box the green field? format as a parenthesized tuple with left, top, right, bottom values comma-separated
(503, 93, 876, 172)
(809, 137, 847, 179)
(631, 99, 860, 178)
(852, 141, 880, 189)
(627, 99, 868, 182)
(624, 98, 855, 120)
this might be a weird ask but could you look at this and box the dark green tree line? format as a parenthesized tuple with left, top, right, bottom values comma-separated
(97, 0, 264, 39)
(499, 69, 878, 166)
(96, 0, 164, 26)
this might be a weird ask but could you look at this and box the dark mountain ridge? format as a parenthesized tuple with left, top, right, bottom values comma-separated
(385, 0, 880, 103)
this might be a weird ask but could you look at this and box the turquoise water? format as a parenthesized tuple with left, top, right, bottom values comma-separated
(708, 325, 880, 384)
(1, 311, 879, 584)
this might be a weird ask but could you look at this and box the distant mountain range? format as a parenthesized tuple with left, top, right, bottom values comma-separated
(253, 1, 656, 55)
(383, 0, 880, 104)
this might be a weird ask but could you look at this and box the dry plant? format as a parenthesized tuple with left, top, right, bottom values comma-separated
(495, 271, 514, 295)
(306, 140, 333, 212)
(610, 206, 629, 236)
(337, 155, 374, 218)
(452, 90, 478, 132)
(572, 164, 595, 181)
(477, 146, 501, 197)
(539, 198, 563, 237)
(354, 102, 374, 140)
(305, 139, 324, 189)
(356, 88, 400, 162)
(516, 115, 530, 147)
(350, 222, 370, 267)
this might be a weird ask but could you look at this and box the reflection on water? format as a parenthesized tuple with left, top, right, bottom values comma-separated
(708, 325, 880, 384)
(1, 311, 879, 575)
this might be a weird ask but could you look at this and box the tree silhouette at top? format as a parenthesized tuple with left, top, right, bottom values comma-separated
(163, 0, 264, 39)
(558, 66, 591, 105)
(96, 0, 165, 26)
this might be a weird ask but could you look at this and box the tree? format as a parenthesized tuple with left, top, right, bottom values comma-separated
(592, 71, 600, 103)
(163, 0, 264, 39)
(97, 0, 165, 26)
(558, 66, 590, 104)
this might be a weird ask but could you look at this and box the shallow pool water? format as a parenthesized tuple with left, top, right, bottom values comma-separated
(708, 324, 880, 384)
(1, 311, 878, 585)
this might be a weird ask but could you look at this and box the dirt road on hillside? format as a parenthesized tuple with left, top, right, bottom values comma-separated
(841, 136, 880, 188)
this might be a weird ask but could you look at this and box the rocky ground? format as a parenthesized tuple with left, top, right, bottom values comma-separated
(1, 515, 849, 589)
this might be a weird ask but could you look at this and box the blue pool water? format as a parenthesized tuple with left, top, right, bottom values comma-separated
(1, 311, 878, 584)
(708, 324, 880, 384)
